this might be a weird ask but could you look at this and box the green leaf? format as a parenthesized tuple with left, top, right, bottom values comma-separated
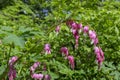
(1, 26, 13, 31)
(61, 25, 69, 32)
(49, 32, 55, 40)
(110, 71, 120, 80)
(115, 27, 119, 36)
(0, 65, 8, 79)
(19, 26, 32, 33)
(0, 65, 6, 75)
(59, 68, 74, 76)
(49, 72, 59, 80)
(2, 34, 25, 48)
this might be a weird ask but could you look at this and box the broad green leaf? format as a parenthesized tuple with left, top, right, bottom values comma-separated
(1, 26, 13, 31)
(19, 26, 32, 33)
(2, 34, 25, 48)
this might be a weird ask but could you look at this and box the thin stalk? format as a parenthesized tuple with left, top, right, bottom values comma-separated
(0, 43, 13, 79)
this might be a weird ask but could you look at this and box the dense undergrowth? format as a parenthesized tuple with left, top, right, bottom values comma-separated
(0, 0, 120, 80)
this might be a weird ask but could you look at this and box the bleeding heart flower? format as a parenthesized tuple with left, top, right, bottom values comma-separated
(55, 26, 60, 34)
(8, 56, 18, 80)
(94, 37, 99, 45)
(77, 23, 82, 29)
(71, 22, 78, 29)
(68, 55, 75, 70)
(72, 29, 79, 49)
(66, 20, 74, 28)
(89, 30, 96, 39)
(83, 26, 89, 33)
(44, 74, 51, 80)
(60, 47, 69, 57)
(89, 30, 99, 45)
(94, 46, 104, 70)
(30, 62, 51, 80)
(31, 73, 44, 80)
(9, 56, 18, 66)
(8, 67, 16, 80)
(44, 44, 51, 54)
(30, 62, 40, 73)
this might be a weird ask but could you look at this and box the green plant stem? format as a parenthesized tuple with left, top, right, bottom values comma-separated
(0, 43, 12, 79)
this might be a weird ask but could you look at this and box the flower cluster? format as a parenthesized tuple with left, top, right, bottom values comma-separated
(7, 20, 105, 79)
(94, 46, 104, 70)
(8, 56, 18, 80)
(66, 20, 82, 49)
(83, 26, 104, 69)
(30, 62, 40, 74)
(60, 47, 75, 70)
(30, 62, 50, 80)
(66, 20, 104, 69)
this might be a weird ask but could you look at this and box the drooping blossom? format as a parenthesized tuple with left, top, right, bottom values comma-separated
(93, 37, 98, 45)
(30, 62, 44, 79)
(71, 22, 78, 29)
(83, 26, 89, 34)
(30, 62, 40, 74)
(94, 46, 104, 70)
(77, 23, 82, 33)
(89, 30, 96, 39)
(8, 67, 16, 80)
(68, 55, 75, 70)
(70, 22, 82, 32)
(78, 23, 82, 29)
(94, 46, 99, 54)
(43, 63, 47, 71)
(74, 35, 79, 49)
(55, 26, 60, 34)
(72, 29, 79, 48)
(60, 47, 69, 57)
(8, 56, 18, 80)
(31, 73, 44, 80)
(66, 20, 81, 30)
(30, 62, 50, 80)
(66, 20, 82, 49)
(44, 74, 51, 80)
(89, 30, 98, 45)
(9, 56, 18, 66)
(44, 44, 51, 54)
(99, 48, 104, 60)
(66, 20, 74, 28)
